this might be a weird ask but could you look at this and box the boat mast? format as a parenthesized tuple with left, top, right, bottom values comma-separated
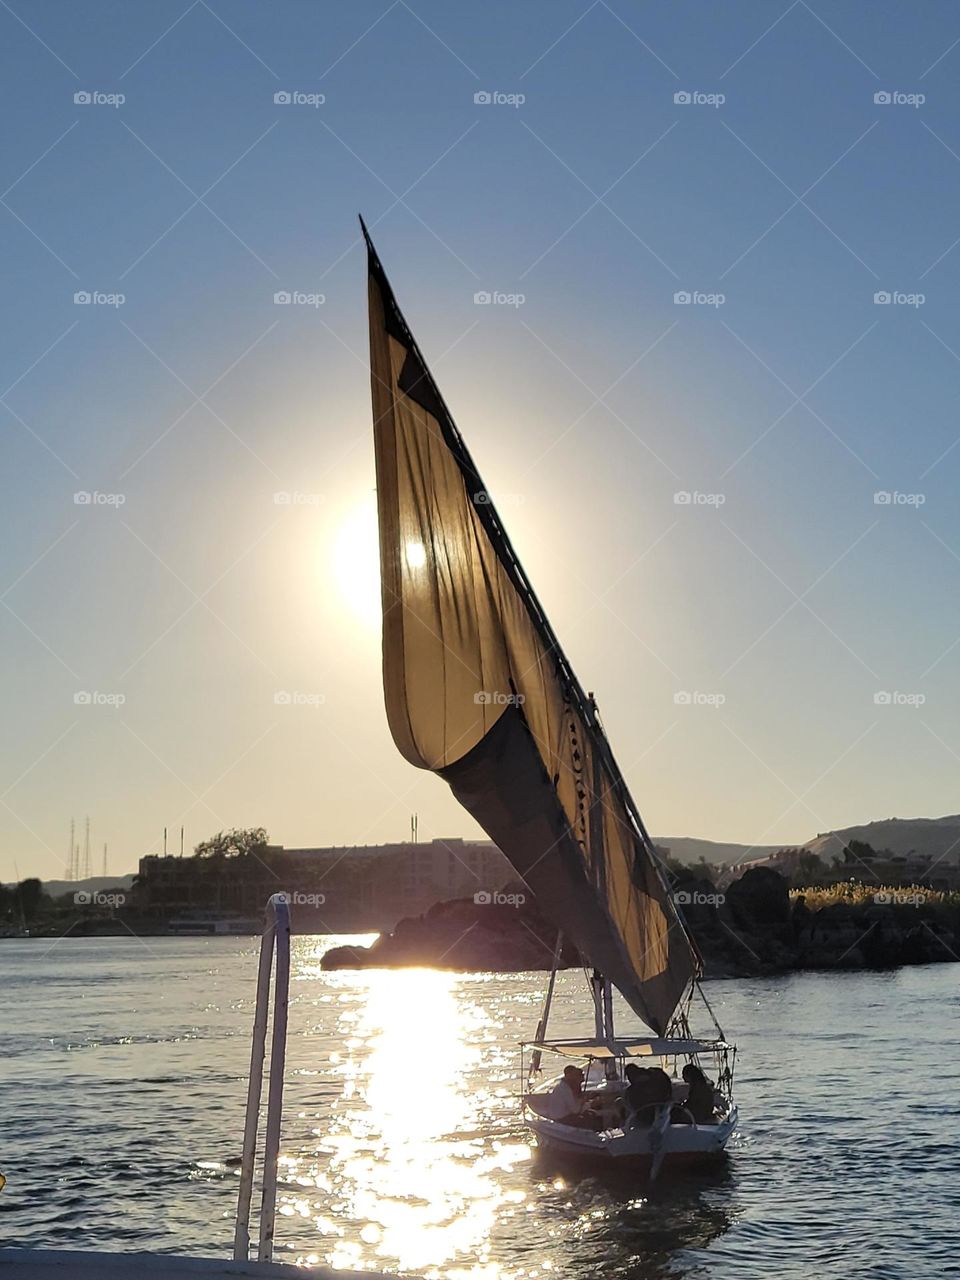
(530, 931, 564, 1076)
(587, 692, 615, 1046)
(589, 970, 615, 1042)
(602, 977, 615, 1041)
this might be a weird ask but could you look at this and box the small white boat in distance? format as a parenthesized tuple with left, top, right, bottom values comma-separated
(523, 1033, 738, 1172)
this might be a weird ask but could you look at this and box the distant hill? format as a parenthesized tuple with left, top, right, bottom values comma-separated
(654, 836, 784, 867)
(41, 874, 135, 899)
(657, 816, 960, 870)
(804, 815, 960, 865)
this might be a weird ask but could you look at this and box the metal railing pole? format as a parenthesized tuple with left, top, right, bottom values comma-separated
(257, 893, 291, 1263)
(234, 893, 291, 1262)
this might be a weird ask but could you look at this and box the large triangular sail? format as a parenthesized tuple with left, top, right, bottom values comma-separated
(364, 223, 699, 1035)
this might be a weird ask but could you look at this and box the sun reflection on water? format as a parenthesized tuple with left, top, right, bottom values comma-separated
(284, 962, 531, 1276)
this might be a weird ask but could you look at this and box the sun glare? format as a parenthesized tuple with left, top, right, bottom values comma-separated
(332, 496, 381, 630)
(295, 969, 513, 1275)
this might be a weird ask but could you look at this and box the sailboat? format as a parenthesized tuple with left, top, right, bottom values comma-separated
(362, 219, 739, 1175)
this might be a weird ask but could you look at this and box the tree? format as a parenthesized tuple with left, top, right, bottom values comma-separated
(791, 852, 830, 887)
(842, 840, 880, 867)
(194, 827, 269, 859)
(15, 877, 45, 922)
(687, 858, 718, 885)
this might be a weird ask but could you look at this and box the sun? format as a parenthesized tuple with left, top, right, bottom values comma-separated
(332, 494, 382, 630)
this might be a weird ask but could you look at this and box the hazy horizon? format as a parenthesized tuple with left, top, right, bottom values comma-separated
(4, 2, 960, 882)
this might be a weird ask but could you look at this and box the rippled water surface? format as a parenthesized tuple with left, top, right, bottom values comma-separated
(1, 936, 958, 1278)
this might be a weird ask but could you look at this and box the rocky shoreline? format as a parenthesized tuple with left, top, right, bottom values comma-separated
(321, 868, 960, 976)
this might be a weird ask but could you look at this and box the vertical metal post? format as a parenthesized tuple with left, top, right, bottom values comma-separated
(529, 931, 563, 1077)
(233, 893, 291, 1264)
(591, 970, 605, 1042)
(258, 894, 291, 1263)
(602, 978, 614, 1041)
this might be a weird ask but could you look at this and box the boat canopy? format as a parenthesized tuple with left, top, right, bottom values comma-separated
(364, 221, 700, 1036)
(524, 1037, 731, 1059)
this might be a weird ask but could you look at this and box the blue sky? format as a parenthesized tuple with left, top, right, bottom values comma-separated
(3, 0, 960, 881)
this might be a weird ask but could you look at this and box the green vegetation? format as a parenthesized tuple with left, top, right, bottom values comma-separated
(194, 827, 269, 859)
(0, 877, 44, 925)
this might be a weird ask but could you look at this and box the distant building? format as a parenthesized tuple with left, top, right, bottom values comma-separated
(135, 837, 514, 931)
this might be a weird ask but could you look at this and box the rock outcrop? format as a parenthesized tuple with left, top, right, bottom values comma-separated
(322, 890, 576, 971)
(321, 870, 960, 976)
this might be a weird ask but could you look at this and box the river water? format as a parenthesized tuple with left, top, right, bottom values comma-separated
(0, 936, 957, 1278)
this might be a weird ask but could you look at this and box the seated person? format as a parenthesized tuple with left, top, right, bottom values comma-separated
(646, 1067, 673, 1104)
(681, 1063, 717, 1125)
(539, 1065, 586, 1124)
(624, 1064, 673, 1126)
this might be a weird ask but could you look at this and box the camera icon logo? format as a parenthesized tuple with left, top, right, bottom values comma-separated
(673, 889, 691, 904)
(873, 890, 892, 904)
(274, 291, 291, 304)
(874, 91, 891, 105)
(673, 491, 692, 504)
(474, 91, 492, 105)
(674, 91, 692, 105)
(74, 491, 92, 504)
(274, 690, 292, 704)
(673, 690, 692, 705)
(874, 291, 891, 305)
(74, 890, 91, 904)
(873, 691, 892, 705)
(74, 291, 91, 305)
(73, 691, 92, 704)
(673, 290, 691, 304)
(74, 91, 92, 105)
(473, 890, 492, 904)
(274, 91, 292, 105)
(474, 690, 493, 705)
(474, 291, 491, 305)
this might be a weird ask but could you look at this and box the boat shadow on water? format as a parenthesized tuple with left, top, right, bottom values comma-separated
(527, 1147, 739, 1276)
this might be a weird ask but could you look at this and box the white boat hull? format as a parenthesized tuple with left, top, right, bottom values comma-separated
(525, 1105, 738, 1168)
